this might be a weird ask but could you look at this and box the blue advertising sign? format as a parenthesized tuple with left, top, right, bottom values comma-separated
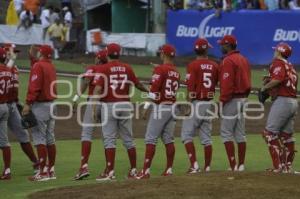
(167, 10, 300, 65)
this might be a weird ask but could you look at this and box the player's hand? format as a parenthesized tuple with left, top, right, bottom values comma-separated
(22, 104, 31, 116)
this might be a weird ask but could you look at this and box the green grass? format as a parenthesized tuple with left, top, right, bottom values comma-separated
(2, 135, 300, 199)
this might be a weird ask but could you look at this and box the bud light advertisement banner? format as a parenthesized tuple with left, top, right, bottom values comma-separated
(167, 10, 300, 65)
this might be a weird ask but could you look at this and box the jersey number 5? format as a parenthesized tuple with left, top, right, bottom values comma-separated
(203, 73, 212, 88)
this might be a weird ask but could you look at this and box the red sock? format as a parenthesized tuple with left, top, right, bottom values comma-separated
(20, 143, 38, 163)
(184, 142, 197, 167)
(238, 142, 246, 166)
(105, 148, 116, 171)
(165, 143, 175, 169)
(224, 141, 236, 170)
(36, 145, 47, 173)
(2, 147, 11, 169)
(143, 144, 156, 171)
(204, 145, 212, 169)
(285, 142, 295, 165)
(47, 144, 56, 170)
(81, 141, 92, 168)
(127, 147, 137, 169)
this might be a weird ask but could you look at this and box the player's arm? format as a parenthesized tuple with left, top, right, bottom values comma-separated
(90, 74, 105, 121)
(23, 65, 43, 115)
(128, 67, 149, 93)
(186, 64, 196, 102)
(72, 68, 94, 104)
(219, 59, 235, 104)
(261, 65, 285, 92)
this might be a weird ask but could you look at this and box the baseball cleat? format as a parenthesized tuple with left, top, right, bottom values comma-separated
(0, 169, 11, 180)
(48, 167, 56, 180)
(228, 165, 238, 172)
(266, 168, 282, 173)
(74, 167, 90, 180)
(238, 164, 245, 172)
(204, 166, 211, 172)
(187, 167, 201, 174)
(28, 172, 50, 182)
(127, 168, 138, 179)
(135, 169, 150, 180)
(162, 168, 173, 177)
(96, 170, 116, 182)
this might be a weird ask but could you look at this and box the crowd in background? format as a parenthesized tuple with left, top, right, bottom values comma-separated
(14, 0, 73, 59)
(164, 0, 300, 10)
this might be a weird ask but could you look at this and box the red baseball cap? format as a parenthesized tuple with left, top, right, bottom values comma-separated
(38, 45, 53, 58)
(272, 42, 292, 58)
(0, 48, 7, 60)
(194, 38, 213, 51)
(106, 43, 121, 56)
(218, 35, 237, 45)
(3, 43, 20, 53)
(96, 49, 108, 62)
(160, 44, 176, 57)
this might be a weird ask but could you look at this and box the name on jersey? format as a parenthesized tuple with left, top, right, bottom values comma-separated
(200, 64, 213, 70)
(0, 71, 12, 78)
(110, 66, 126, 72)
(168, 71, 179, 78)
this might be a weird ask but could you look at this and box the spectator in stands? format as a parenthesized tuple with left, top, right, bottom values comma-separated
(47, 18, 66, 59)
(23, 0, 40, 21)
(40, 5, 53, 40)
(50, 7, 60, 25)
(62, 6, 72, 41)
(187, 0, 213, 10)
(14, 0, 24, 15)
(163, 0, 184, 10)
(17, 9, 34, 30)
(286, 0, 300, 9)
(265, 0, 279, 10)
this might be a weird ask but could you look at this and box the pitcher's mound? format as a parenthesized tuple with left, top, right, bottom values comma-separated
(29, 172, 300, 199)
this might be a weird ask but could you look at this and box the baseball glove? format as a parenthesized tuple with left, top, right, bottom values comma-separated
(258, 89, 270, 104)
(21, 111, 38, 129)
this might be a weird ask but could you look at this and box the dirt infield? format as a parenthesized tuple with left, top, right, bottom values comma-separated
(8, 102, 299, 141)
(29, 172, 300, 199)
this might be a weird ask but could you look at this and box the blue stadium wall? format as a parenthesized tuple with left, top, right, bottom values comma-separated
(167, 10, 300, 65)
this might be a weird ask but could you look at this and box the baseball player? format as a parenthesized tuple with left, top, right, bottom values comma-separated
(73, 50, 108, 180)
(4, 44, 39, 172)
(0, 48, 13, 180)
(181, 38, 219, 173)
(218, 35, 251, 171)
(135, 44, 180, 179)
(92, 43, 148, 181)
(22, 45, 57, 182)
(260, 42, 298, 173)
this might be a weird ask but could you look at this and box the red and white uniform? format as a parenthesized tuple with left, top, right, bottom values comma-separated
(186, 58, 219, 101)
(93, 60, 140, 102)
(83, 65, 98, 96)
(7, 66, 19, 103)
(26, 59, 57, 105)
(269, 58, 298, 98)
(219, 50, 251, 104)
(0, 64, 12, 104)
(150, 64, 180, 104)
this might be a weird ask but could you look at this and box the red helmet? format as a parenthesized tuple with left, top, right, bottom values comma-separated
(194, 38, 213, 51)
(38, 45, 53, 58)
(160, 44, 176, 57)
(272, 42, 292, 58)
(106, 43, 121, 56)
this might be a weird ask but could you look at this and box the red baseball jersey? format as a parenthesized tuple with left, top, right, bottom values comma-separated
(82, 65, 98, 96)
(7, 66, 19, 103)
(186, 58, 219, 100)
(26, 59, 57, 105)
(150, 63, 180, 104)
(219, 51, 251, 104)
(0, 64, 12, 104)
(93, 60, 140, 102)
(269, 58, 298, 98)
